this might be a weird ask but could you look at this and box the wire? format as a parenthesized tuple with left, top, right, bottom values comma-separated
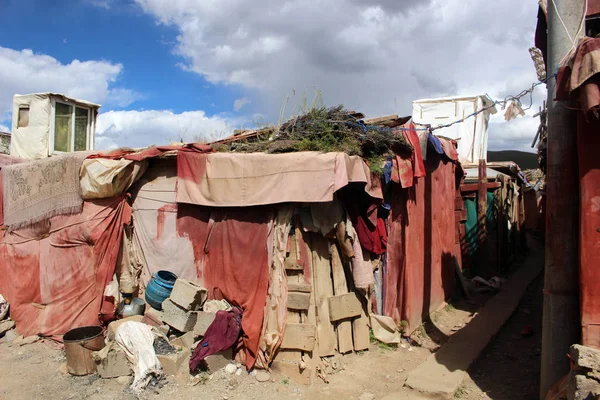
(294, 75, 555, 136)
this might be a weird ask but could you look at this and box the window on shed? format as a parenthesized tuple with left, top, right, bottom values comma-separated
(52, 101, 92, 153)
(54, 102, 73, 152)
(74, 107, 89, 151)
(17, 107, 29, 128)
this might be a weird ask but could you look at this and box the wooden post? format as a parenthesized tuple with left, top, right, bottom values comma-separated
(477, 159, 488, 269)
(540, 0, 583, 396)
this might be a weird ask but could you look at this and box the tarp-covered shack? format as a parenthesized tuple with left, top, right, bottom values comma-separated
(0, 109, 469, 384)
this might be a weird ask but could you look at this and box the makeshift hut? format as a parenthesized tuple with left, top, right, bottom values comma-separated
(0, 106, 465, 385)
(458, 161, 530, 279)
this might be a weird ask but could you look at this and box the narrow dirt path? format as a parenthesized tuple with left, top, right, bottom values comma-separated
(459, 274, 543, 400)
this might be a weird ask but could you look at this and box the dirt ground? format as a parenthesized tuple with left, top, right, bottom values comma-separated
(0, 300, 484, 400)
(0, 240, 544, 400)
(458, 275, 543, 400)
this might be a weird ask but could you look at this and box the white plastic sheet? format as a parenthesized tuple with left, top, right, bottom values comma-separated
(412, 95, 497, 164)
(115, 321, 163, 392)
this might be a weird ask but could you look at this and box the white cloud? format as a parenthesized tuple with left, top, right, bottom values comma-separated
(0, 124, 9, 133)
(106, 88, 145, 108)
(135, 0, 543, 151)
(0, 46, 142, 120)
(233, 97, 251, 111)
(87, 0, 113, 9)
(96, 109, 240, 150)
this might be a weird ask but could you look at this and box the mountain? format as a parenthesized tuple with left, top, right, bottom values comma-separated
(488, 150, 538, 170)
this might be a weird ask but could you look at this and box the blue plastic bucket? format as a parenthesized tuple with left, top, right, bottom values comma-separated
(145, 270, 178, 310)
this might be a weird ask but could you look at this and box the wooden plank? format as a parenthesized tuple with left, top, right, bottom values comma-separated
(287, 292, 311, 310)
(460, 181, 501, 193)
(285, 262, 304, 271)
(477, 160, 488, 268)
(281, 323, 316, 351)
(330, 243, 354, 354)
(328, 293, 362, 321)
(352, 294, 370, 351)
(304, 231, 318, 384)
(288, 283, 312, 293)
(271, 360, 311, 385)
(363, 114, 398, 125)
(311, 233, 337, 356)
(277, 244, 304, 363)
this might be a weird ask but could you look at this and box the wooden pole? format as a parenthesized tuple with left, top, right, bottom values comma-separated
(477, 159, 488, 271)
(540, 0, 584, 396)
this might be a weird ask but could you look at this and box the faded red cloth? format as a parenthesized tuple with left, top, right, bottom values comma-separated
(354, 216, 387, 255)
(385, 151, 459, 332)
(555, 37, 600, 114)
(189, 308, 242, 372)
(403, 124, 426, 178)
(342, 196, 387, 256)
(202, 208, 272, 369)
(392, 155, 414, 188)
(0, 197, 131, 336)
(577, 114, 600, 349)
(88, 143, 213, 161)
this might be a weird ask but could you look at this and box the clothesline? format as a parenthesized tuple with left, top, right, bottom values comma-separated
(301, 74, 555, 135)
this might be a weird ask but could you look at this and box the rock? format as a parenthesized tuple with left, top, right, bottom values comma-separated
(235, 368, 243, 376)
(193, 312, 216, 336)
(106, 315, 144, 341)
(255, 370, 271, 382)
(520, 325, 534, 337)
(169, 279, 208, 311)
(162, 299, 198, 333)
(157, 348, 191, 376)
(57, 363, 69, 375)
(92, 342, 131, 378)
(14, 335, 39, 346)
(4, 328, 19, 343)
(116, 376, 131, 385)
(157, 324, 170, 336)
(0, 319, 15, 336)
(142, 308, 164, 327)
(203, 348, 233, 373)
(169, 331, 196, 350)
(571, 344, 600, 370)
(228, 376, 238, 388)
(568, 371, 600, 400)
(358, 392, 376, 400)
(224, 363, 237, 375)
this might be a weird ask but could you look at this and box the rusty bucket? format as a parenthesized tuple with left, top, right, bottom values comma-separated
(63, 325, 105, 376)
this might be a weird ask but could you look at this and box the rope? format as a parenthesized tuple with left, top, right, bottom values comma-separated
(294, 75, 556, 136)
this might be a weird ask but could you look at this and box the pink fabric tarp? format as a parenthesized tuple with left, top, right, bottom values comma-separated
(176, 151, 382, 207)
(0, 196, 131, 336)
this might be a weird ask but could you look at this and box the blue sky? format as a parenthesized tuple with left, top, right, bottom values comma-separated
(0, 0, 247, 114)
(0, 0, 544, 151)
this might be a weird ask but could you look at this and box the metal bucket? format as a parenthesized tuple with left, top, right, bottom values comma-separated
(63, 326, 105, 376)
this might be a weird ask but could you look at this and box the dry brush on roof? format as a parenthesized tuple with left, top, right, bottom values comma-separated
(213, 106, 412, 172)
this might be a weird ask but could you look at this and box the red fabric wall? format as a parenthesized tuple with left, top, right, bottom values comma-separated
(0, 197, 131, 337)
(384, 153, 459, 332)
(175, 204, 272, 369)
(578, 115, 600, 349)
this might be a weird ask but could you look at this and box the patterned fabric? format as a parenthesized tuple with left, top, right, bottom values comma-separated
(2, 152, 88, 229)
